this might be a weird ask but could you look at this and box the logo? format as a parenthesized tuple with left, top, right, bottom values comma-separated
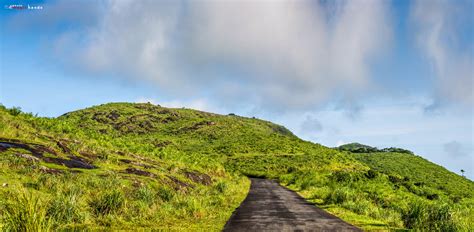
(5, 4, 43, 10)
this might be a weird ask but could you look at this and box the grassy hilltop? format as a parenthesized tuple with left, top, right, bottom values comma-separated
(0, 102, 472, 231)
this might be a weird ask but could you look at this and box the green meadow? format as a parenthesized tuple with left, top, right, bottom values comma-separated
(0, 102, 472, 231)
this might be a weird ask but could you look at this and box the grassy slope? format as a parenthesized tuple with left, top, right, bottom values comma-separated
(0, 102, 473, 231)
(351, 152, 473, 198)
(0, 103, 254, 230)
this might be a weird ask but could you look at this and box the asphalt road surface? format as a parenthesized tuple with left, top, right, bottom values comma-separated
(223, 178, 362, 232)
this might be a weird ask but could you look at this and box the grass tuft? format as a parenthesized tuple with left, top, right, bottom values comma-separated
(1, 189, 52, 232)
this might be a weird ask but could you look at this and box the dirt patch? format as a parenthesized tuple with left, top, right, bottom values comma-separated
(179, 121, 216, 133)
(166, 175, 194, 191)
(129, 153, 164, 166)
(124, 167, 156, 178)
(153, 140, 172, 148)
(119, 158, 155, 169)
(184, 171, 212, 186)
(79, 151, 98, 160)
(38, 166, 63, 174)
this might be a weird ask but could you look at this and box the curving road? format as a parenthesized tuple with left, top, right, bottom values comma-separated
(224, 178, 361, 232)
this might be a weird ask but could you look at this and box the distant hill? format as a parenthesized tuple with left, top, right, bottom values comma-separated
(0, 102, 472, 231)
(337, 142, 413, 154)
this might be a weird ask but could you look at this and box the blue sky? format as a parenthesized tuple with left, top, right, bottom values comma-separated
(1, 0, 473, 179)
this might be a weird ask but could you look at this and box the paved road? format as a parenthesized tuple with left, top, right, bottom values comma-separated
(223, 178, 361, 232)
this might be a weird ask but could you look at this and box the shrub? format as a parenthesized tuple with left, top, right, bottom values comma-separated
(1, 189, 52, 232)
(365, 169, 378, 179)
(7, 107, 22, 116)
(90, 189, 125, 215)
(330, 171, 363, 183)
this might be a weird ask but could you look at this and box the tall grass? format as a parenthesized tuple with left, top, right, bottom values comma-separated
(48, 192, 84, 225)
(90, 189, 125, 215)
(1, 189, 52, 232)
(134, 186, 156, 205)
(402, 201, 459, 231)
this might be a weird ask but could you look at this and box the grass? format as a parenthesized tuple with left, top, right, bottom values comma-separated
(1, 188, 52, 232)
(0, 102, 472, 231)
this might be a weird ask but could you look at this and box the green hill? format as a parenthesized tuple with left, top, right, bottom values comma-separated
(351, 152, 473, 200)
(0, 102, 472, 231)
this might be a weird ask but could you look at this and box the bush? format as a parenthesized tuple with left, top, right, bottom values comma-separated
(330, 171, 363, 183)
(7, 107, 22, 116)
(365, 169, 378, 179)
(90, 189, 125, 215)
(1, 189, 52, 232)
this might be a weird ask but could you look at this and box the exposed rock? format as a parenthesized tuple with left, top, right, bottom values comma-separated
(79, 151, 98, 160)
(57, 140, 72, 154)
(119, 158, 155, 169)
(0, 138, 96, 169)
(119, 159, 132, 164)
(125, 167, 156, 178)
(16, 153, 40, 162)
(167, 175, 194, 191)
(107, 110, 120, 121)
(180, 121, 216, 132)
(39, 166, 63, 174)
(184, 171, 212, 186)
(153, 140, 172, 148)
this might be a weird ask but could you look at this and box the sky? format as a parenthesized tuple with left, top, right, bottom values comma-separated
(1, 0, 473, 179)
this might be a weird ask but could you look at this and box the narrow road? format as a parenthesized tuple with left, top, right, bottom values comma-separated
(224, 178, 361, 232)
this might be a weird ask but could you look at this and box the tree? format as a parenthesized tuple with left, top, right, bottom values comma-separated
(460, 169, 465, 177)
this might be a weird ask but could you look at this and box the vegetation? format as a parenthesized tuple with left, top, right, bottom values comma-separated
(0, 102, 472, 231)
(337, 142, 413, 154)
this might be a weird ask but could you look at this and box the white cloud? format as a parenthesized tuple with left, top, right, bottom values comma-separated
(411, 0, 474, 108)
(49, 0, 391, 111)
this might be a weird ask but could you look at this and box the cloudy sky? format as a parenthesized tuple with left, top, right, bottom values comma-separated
(1, 0, 473, 179)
